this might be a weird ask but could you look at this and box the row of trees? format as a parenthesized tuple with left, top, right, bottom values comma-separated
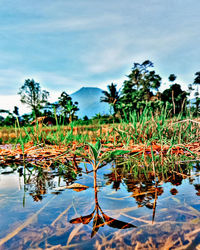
(18, 79, 79, 122)
(101, 60, 200, 118)
(0, 79, 79, 126)
(0, 60, 199, 126)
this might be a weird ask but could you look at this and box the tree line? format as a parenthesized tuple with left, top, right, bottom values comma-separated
(0, 79, 79, 126)
(0, 60, 199, 126)
(101, 60, 200, 119)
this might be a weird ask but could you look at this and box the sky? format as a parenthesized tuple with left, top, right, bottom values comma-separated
(0, 0, 200, 115)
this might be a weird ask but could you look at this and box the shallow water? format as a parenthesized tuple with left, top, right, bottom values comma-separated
(0, 162, 200, 249)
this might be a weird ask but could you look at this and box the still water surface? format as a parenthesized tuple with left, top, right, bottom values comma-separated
(0, 162, 200, 249)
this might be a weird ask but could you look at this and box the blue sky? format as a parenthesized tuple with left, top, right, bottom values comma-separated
(0, 0, 200, 114)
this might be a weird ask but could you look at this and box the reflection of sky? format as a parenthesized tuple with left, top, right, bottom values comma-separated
(0, 172, 22, 191)
(0, 164, 199, 204)
(0, 164, 199, 248)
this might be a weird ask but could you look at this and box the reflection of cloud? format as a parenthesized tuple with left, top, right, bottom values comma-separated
(0, 174, 22, 191)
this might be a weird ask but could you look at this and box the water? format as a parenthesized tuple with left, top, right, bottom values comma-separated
(0, 162, 199, 249)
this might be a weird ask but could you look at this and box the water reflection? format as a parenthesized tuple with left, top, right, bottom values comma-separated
(0, 161, 199, 249)
(21, 163, 82, 203)
(195, 184, 200, 196)
(105, 161, 200, 199)
(70, 170, 136, 237)
(104, 161, 200, 224)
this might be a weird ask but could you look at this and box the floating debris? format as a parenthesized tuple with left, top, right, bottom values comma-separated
(0, 140, 199, 167)
(55, 183, 89, 192)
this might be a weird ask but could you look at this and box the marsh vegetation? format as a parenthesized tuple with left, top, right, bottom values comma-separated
(0, 60, 200, 249)
(0, 105, 200, 249)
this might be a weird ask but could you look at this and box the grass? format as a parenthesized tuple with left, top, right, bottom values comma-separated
(0, 107, 199, 145)
(0, 107, 199, 177)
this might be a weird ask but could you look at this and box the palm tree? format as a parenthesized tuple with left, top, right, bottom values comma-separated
(193, 72, 200, 113)
(168, 74, 177, 115)
(58, 91, 79, 123)
(65, 100, 79, 123)
(100, 83, 119, 115)
(194, 72, 200, 86)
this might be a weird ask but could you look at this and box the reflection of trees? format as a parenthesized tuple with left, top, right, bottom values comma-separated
(105, 171, 122, 191)
(22, 164, 80, 202)
(104, 162, 200, 223)
(28, 168, 48, 202)
(25, 167, 54, 202)
(104, 166, 163, 209)
(70, 170, 136, 237)
(104, 163, 197, 206)
(194, 184, 200, 196)
(167, 173, 185, 186)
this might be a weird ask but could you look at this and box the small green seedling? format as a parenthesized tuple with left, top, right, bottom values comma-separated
(86, 140, 130, 171)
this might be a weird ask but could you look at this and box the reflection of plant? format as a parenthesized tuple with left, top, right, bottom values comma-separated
(70, 168, 136, 238)
(70, 204, 136, 238)
(105, 171, 122, 191)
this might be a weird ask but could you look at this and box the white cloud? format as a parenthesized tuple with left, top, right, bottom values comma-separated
(0, 95, 30, 115)
(32, 72, 83, 94)
(80, 22, 198, 77)
(0, 92, 62, 116)
(1, 14, 123, 34)
(0, 0, 200, 111)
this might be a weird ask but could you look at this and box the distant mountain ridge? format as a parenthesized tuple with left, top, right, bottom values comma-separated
(70, 87, 110, 118)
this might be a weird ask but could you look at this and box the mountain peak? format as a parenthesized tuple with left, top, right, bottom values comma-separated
(79, 87, 100, 90)
(73, 87, 103, 95)
(70, 87, 109, 118)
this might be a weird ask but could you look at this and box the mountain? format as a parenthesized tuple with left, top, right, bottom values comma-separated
(71, 87, 110, 118)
